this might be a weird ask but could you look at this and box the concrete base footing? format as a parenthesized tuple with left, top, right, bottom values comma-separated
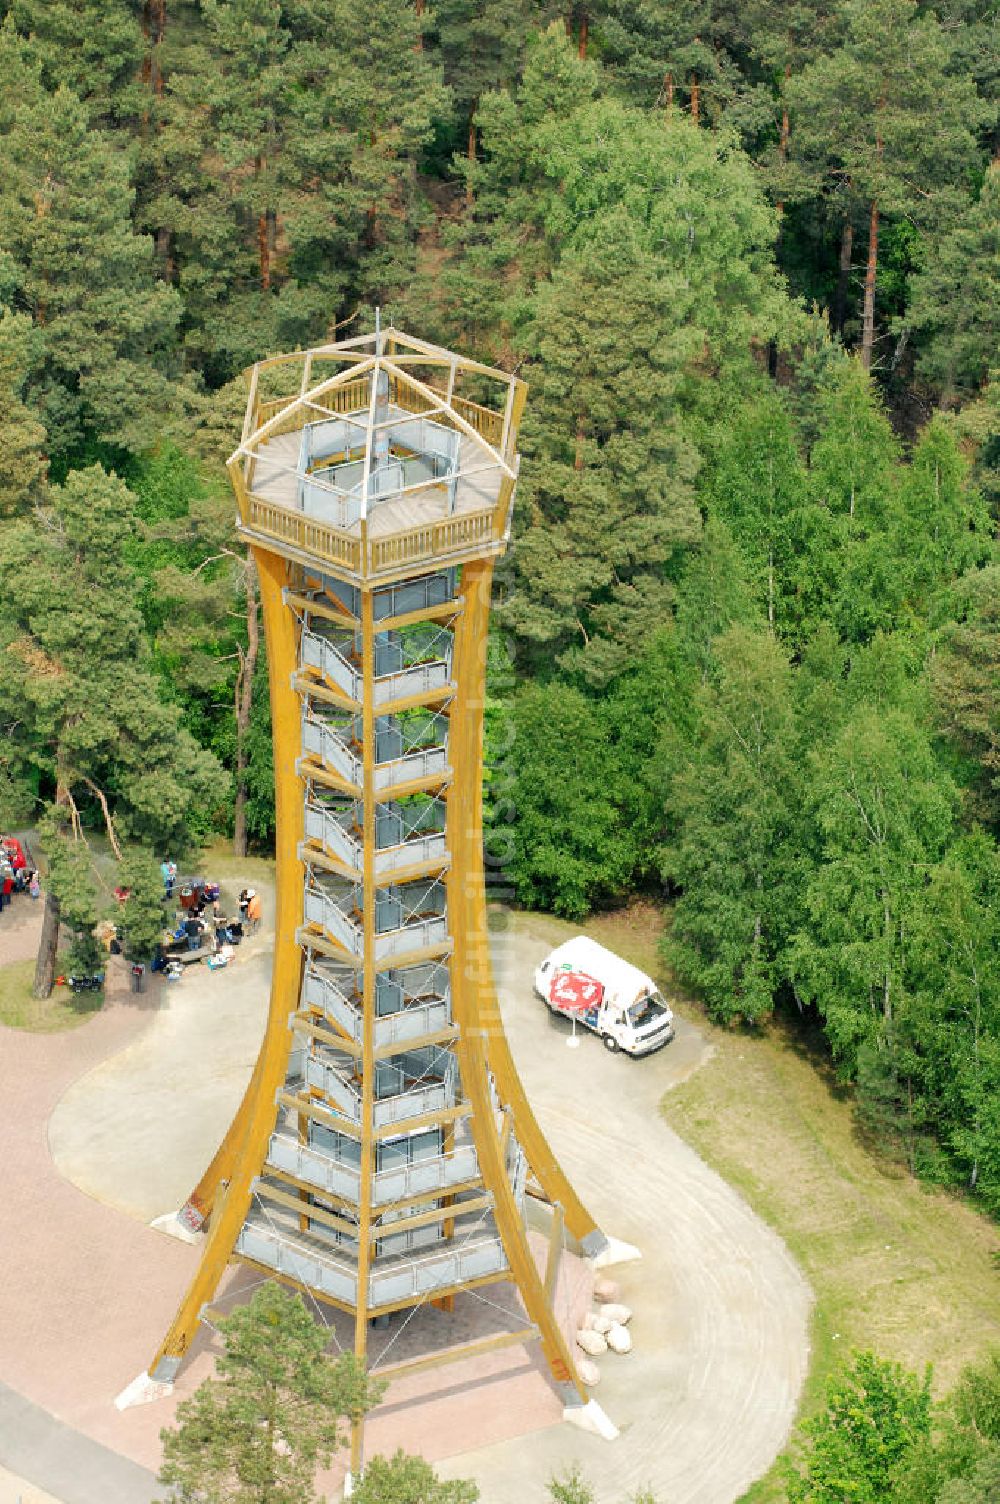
(590, 1235, 642, 1269)
(150, 1211, 202, 1245)
(113, 1371, 174, 1411)
(563, 1399, 619, 1441)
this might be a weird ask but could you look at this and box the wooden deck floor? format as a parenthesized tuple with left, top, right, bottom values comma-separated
(249, 423, 503, 537)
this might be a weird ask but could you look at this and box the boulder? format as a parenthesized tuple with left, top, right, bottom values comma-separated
(593, 1278, 620, 1303)
(576, 1356, 601, 1387)
(590, 1313, 614, 1336)
(576, 1328, 608, 1357)
(601, 1302, 633, 1326)
(606, 1323, 632, 1355)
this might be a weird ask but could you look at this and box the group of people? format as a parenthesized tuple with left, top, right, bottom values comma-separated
(0, 837, 40, 914)
(151, 871, 263, 974)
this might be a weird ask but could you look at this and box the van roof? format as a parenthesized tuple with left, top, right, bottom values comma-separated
(542, 936, 654, 1002)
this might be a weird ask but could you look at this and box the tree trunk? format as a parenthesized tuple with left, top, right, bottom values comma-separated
(664, 72, 674, 114)
(258, 215, 270, 290)
(775, 65, 791, 223)
(882, 892, 892, 1021)
(155, 225, 174, 282)
(254, 153, 271, 290)
(466, 114, 477, 208)
(690, 74, 700, 125)
(860, 197, 879, 372)
(834, 216, 853, 334)
(33, 889, 60, 1000)
(574, 418, 585, 471)
(232, 554, 260, 858)
(152, 0, 166, 95)
(578, 11, 588, 59)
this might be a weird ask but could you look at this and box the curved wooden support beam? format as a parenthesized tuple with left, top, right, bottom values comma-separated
(447, 560, 587, 1405)
(149, 548, 305, 1378)
(448, 566, 605, 1255)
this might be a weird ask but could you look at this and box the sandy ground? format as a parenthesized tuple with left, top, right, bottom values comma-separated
(0, 886, 811, 1503)
(48, 936, 273, 1222)
(0, 1465, 60, 1504)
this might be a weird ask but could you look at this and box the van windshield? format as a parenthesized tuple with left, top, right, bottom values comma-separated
(627, 992, 667, 1029)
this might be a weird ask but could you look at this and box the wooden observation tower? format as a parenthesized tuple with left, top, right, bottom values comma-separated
(141, 325, 622, 1469)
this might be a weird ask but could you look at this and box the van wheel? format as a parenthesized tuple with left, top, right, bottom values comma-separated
(602, 1034, 619, 1053)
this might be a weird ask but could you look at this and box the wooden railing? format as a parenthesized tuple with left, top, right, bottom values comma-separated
(255, 375, 371, 436)
(389, 379, 504, 449)
(255, 398, 305, 437)
(449, 391, 504, 447)
(240, 494, 499, 579)
(368, 509, 498, 576)
(252, 377, 504, 453)
(242, 496, 362, 572)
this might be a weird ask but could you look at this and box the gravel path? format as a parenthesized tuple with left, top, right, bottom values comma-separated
(440, 915, 813, 1503)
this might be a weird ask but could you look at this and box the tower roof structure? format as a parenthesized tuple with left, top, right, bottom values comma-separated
(230, 326, 526, 587)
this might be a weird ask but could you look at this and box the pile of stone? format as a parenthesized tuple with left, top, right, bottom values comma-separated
(574, 1277, 633, 1384)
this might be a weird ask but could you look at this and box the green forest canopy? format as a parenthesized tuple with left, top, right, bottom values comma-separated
(0, 2, 997, 1209)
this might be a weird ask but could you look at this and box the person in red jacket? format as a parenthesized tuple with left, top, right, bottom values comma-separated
(0, 866, 13, 912)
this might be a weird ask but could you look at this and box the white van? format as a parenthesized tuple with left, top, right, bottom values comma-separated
(533, 936, 675, 1056)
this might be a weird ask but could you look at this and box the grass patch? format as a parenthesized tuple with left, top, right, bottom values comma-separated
(659, 1008, 1000, 1501)
(197, 838, 276, 888)
(511, 901, 1000, 1503)
(0, 959, 103, 1032)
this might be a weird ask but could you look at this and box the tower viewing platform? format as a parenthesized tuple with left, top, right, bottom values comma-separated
(229, 327, 524, 586)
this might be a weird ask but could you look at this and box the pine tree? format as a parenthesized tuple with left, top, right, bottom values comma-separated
(491, 90, 789, 677)
(432, 0, 551, 177)
(906, 164, 1000, 404)
(119, 848, 168, 964)
(0, 29, 181, 455)
(592, 0, 743, 122)
(282, 0, 450, 322)
(505, 211, 702, 683)
(0, 466, 227, 993)
(786, 0, 988, 369)
(0, 310, 46, 515)
(159, 1285, 379, 1503)
(7, 0, 143, 127)
(349, 1450, 478, 1504)
(659, 626, 801, 1026)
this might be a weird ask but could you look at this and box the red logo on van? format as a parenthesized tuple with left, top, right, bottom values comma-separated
(549, 970, 604, 1013)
